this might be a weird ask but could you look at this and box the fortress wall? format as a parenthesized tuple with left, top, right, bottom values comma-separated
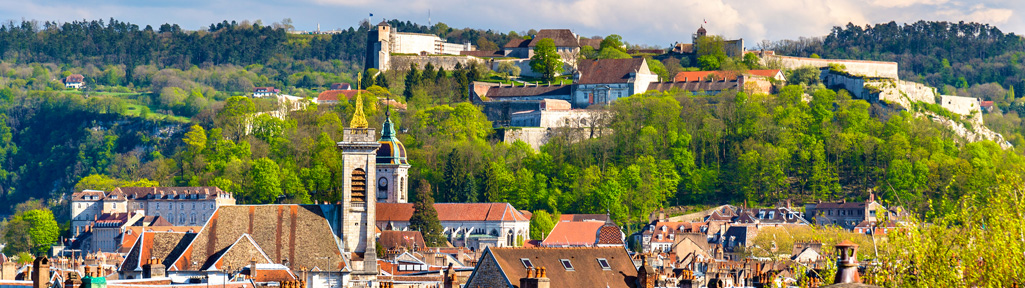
(389, 55, 481, 71)
(767, 55, 900, 79)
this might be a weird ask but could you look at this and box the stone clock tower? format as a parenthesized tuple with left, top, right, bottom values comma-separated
(337, 75, 379, 275)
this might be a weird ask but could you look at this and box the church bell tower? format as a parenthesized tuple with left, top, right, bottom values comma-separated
(337, 74, 380, 274)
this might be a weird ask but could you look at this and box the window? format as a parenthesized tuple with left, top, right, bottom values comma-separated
(520, 258, 533, 268)
(351, 168, 367, 202)
(560, 259, 574, 271)
(597, 258, 611, 270)
(113, 203, 117, 209)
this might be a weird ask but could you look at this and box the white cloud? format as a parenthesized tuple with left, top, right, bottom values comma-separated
(869, 0, 949, 8)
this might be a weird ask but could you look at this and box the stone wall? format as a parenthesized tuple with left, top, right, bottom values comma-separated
(463, 252, 511, 288)
(766, 55, 900, 79)
(389, 55, 482, 71)
(939, 95, 982, 117)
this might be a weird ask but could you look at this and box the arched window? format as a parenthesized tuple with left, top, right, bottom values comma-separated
(377, 177, 388, 200)
(351, 168, 367, 202)
(180, 213, 186, 224)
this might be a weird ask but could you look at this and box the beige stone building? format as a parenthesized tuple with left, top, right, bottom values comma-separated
(70, 187, 235, 236)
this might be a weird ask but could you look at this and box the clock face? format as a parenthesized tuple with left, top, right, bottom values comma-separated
(378, 177, 388, 187)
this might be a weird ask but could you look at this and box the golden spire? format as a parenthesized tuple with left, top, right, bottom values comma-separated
(350, 72, 369, 128)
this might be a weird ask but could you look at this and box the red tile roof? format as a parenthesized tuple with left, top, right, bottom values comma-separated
(120, 226, 200, 254)
(460, 50, 505, 57)
(579, 38, 602, 49)
(317, 90, 364, 102)
(541, 221, 604, 246)
(474, 247, 637, 288)
(596, 224, 624, 245)
(379, 231, 427, 250)
(558, 214, 610, 222)
(377, 203, 530, 222)
(66, 74, 84, 83)
(673, 69, 782, 83)
(576, 58, 646, 85)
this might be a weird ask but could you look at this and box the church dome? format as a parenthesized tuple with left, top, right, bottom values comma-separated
(697, 25, 707, 36)
(377, 114, 408, 165)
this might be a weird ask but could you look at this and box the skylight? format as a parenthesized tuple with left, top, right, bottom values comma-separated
(597, 258, 611, 270)
(520, 258, 533, 268)
(560, 259, 574, 271)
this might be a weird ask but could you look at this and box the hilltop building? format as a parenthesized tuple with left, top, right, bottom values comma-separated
(64, 74, 85, 89)
(365, 20, 476, 72)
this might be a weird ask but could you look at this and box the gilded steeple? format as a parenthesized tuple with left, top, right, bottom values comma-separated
(350, 72, 369, 129)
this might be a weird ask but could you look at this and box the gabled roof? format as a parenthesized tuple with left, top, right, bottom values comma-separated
(528, 29, 580, 48)
(207, 234, 273, 271)
(376, 203, 530, 222)
(169, 205, 345, 272)
(503, 38, 530, 49)
(476, 247, 637, 288)
(379, 231, 427, 251)
(576, 58, 647, 85)
(541, 221, 605, 246)
(119, 231, 195, 273)
(579, 38, 602, 49)
(71, 190, 106, 201)
(120, 226, 200, 254)
(65, 74, 85, 83)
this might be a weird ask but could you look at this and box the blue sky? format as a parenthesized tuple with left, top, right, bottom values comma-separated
(0, 0, 1020, 47)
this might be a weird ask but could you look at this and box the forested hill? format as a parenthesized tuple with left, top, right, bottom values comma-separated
(771, 21, 1024, 92)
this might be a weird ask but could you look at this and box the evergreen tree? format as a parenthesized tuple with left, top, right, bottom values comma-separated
(435, 66, 446, 82)
(376, 73, 389, 88)
(440, 149, 462, 202)
(462, 172, 478, 203)
(423, 62, 437, 84)
(360, 71, 374, 89)
(404, 63, 421, 100)
(409, 180, 445, 246)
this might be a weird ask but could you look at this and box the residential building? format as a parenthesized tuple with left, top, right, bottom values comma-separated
(64, 74, 85, 89)
(805, 193, 890, 230)
(316, 90, 363, 105)
(70, 187, 235, 237)
(463, 246, 640, 288)
(376, 203, 530, 250)
(253, 87, 281, 97)
(503, 29, 583, 60)
(573, 58, 659, 107)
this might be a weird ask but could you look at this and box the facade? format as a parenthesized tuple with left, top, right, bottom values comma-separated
(70, 187, 235, 237)
(253, 87, 281, 97)
(573, 58, 659, 107)
(364, 21, 475, 71)
(376, 203, 530, 250)
(64, 74, 85, 89)
(805, 194, 889, 230)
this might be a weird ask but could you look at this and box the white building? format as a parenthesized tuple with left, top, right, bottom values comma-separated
(376, 202, 531, 250)
(572, 58, 659, 107)
(70, 186, 235, 236)
(365, 21, 475, 71)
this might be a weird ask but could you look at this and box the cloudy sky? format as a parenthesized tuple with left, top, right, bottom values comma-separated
(0, 0, 1019, 47)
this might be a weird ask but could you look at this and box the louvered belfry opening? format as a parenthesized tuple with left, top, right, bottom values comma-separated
(351, 168, 367, 202)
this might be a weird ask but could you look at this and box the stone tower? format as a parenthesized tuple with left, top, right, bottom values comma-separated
(375, 108, 410, 203)
(337, 76, 380, 274)
(365, 21, 392, 72)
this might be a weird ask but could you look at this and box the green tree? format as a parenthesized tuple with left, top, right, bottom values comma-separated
(409, 180, 445, 246)
(599, 35, 625, 52)
(248, 158, 282, 204)
(529, 210, 558, 240)
(217, 96, 256, 142)
(529, 38, 563, 81)
(3, 209, 59, 256)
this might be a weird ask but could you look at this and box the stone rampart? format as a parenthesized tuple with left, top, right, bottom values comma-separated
(389, 55, 482, 71)
(766, 55, 900, 80)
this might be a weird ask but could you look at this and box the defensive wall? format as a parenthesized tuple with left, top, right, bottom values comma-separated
(766, 55, 900, 80)
(389, 55, 482, 71)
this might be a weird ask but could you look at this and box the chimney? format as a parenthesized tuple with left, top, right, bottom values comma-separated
(64, 271, 82, 288)
(637, 256, 656, 288)
(143, 258, 165, 278)
(443, 263, 460, 288)
(520, 267, 550, 288)
(250, 259, 258, 280)
(678, 269, 695, 288)
(833, 240, 861, 284)
(31, 257, 49, 288)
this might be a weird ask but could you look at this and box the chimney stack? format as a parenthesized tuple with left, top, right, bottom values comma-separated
(143, 258, 165, 278)
(64, 271, 82, 288)
(443, 263, 460, 288)
(31, 257, 49, 288)
(637, 256, 656, 288)
(833, 240, 861, 284)
(520, 267, 550, 288)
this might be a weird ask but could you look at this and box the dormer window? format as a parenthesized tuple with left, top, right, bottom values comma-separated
(560, 259, 574, 271)
(520, 258, 533, 268)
